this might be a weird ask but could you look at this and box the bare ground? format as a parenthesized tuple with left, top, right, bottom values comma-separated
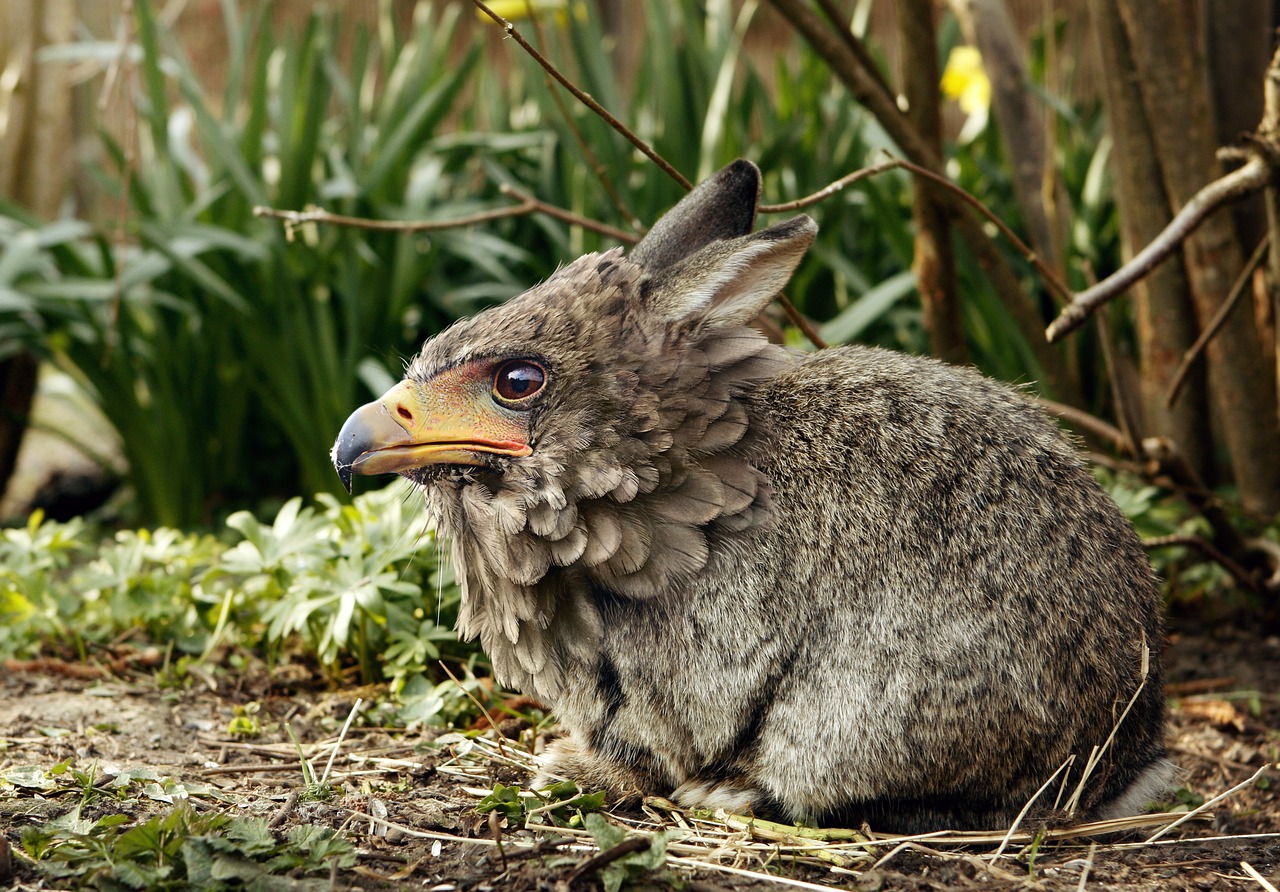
(1, 622, 1278, 891)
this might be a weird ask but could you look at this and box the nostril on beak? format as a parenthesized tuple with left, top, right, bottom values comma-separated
(396, 404, 413, 424)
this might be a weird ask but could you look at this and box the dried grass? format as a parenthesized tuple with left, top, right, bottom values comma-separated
(188, 709, 1277, 889)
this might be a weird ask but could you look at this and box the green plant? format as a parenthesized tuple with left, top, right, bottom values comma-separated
(0, 485, 462, 689)
(19, 804, 353, 891)
(581, 813, 672, 892)
(6, 0, 504, 526)
(7, 0, 1131, 531)
(476, 779, 606, 828)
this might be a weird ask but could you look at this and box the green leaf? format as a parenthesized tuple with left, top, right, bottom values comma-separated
(4, 766, 56, 790)
(820, 269, 917, 345)
(583, 812, 626, 850)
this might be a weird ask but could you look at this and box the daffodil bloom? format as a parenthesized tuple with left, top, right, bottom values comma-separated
(480, 0, 571, 23)
(941, 45, 990, 141)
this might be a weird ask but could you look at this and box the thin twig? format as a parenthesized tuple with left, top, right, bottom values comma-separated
(559, 836, 651, 889)
(268, 790, 301, 829)
(1047, 155, 1272, 342)
(470, 0, 692, 191)
(438, 660, 509, 758)
(1165, 236, 1270, 407)
(1036, 397, 1131, 453)
(1145, 762, 1272, 843)
(523, 3, 642, 230)
(891, 157, 1073, 302)
(758, 159, 904, 212)
(1243, 861, 1280, 892)
(1076, 841, 1098, 892)
(254, 189, 638, 244)
(990, 757, 1073, 859)
(1063, 638, 1150, 816)
(813, 0, 895, 100)
(775, 293, 827, 349)
(665, 856, 847, 892)
(253, 201, 537, 235)
(761, 156, 1072, 302)
(498, 184, 639, 242)
(1140, 437, 1255, 568)
(1143, 535, 1263, 595)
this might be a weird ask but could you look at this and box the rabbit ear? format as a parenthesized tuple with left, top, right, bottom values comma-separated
(630, 160, 762, 271)
(644, 216, 817, 328)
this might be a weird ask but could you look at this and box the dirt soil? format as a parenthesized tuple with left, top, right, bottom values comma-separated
(2, 621, 1278, 891)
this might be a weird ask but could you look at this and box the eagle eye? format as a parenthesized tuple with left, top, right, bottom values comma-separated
(493, 359, 547, 406)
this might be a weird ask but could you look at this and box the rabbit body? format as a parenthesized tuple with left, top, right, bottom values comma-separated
(335, 160, 1169, 832)
(542, 347, 1168, 831)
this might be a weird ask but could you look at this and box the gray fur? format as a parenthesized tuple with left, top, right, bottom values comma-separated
(363, 160, 1168, 832)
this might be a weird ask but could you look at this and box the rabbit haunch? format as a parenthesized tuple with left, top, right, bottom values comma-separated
(333, 160, 1170, 832)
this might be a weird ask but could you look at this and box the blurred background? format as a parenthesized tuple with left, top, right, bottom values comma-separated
(1, 0, 1277, 683)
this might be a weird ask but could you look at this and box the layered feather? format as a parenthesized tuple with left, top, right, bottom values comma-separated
(416, 250, 786, 698)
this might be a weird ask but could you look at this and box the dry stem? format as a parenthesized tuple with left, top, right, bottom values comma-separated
(1046, 156, 1272, 342)
(469, 0, 692, 192)
(1165, 236, 1270, 407)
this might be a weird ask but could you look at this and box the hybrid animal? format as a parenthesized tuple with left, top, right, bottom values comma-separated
(333, 161, 1169, 832)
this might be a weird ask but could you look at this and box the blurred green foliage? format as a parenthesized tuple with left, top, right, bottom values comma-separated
(0, 0, 1124, 528)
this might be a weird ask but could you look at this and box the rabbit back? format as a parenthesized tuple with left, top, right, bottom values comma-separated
(543, 345, 1168, 831)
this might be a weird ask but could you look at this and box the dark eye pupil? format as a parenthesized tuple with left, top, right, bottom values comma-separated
(495, 361, 546, 402)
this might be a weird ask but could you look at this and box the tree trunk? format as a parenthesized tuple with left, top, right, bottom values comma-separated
(1086, 0, 1211, 478)
(950, 0, 1067, 274)
(0, 0, 74, 508)
(898, 0, 966, 365)
(1116, 0, 1280, 517)
(1206, 0, 1272, 253)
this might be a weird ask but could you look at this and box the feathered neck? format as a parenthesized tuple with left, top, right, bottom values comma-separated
(423, 322, 789, 700)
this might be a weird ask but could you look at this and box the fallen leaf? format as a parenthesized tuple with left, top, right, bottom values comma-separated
(1179, 699, 1246, 732)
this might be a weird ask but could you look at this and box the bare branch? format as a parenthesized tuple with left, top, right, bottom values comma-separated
(523, 5, 643, 230)
(469, 0, 693, 192)
(1143, 535, 1264, 596)
(253, 201, 539, 236)
(497, 184, 640, 243)
(1140, 436, 1255, 561)
(561, 836, 651, 887)
(758, 160, 902, 213)
(891, 158, 1073, 302)
(1046, 156, 1272, 342)
(774, 293, 828, 350)
(254, 187, 639, 245)
(1036, 397, 1131, 453)
(1165, 236, 1270, 407)
(762, 156, 1073, 303)
(813, 0, 895, 100)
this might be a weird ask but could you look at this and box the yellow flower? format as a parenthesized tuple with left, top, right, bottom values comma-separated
(480, 0, 574, 24)
(941, 45, 991, 116)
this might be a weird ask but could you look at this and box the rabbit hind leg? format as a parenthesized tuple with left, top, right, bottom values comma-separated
(533, 732, 669, 802)
(672, 777, 783, 818)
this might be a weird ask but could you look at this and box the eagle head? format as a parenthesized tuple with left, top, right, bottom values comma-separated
(332, 161, 815, 695)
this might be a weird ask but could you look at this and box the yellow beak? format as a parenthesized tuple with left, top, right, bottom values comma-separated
(332, 376, 532, 492)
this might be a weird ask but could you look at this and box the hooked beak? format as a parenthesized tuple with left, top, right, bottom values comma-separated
(332, 377, 532, 493)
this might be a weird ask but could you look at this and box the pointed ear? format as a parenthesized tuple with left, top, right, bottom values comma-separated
(630, 160, 761, 271)
(645, 216, 817, 328)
